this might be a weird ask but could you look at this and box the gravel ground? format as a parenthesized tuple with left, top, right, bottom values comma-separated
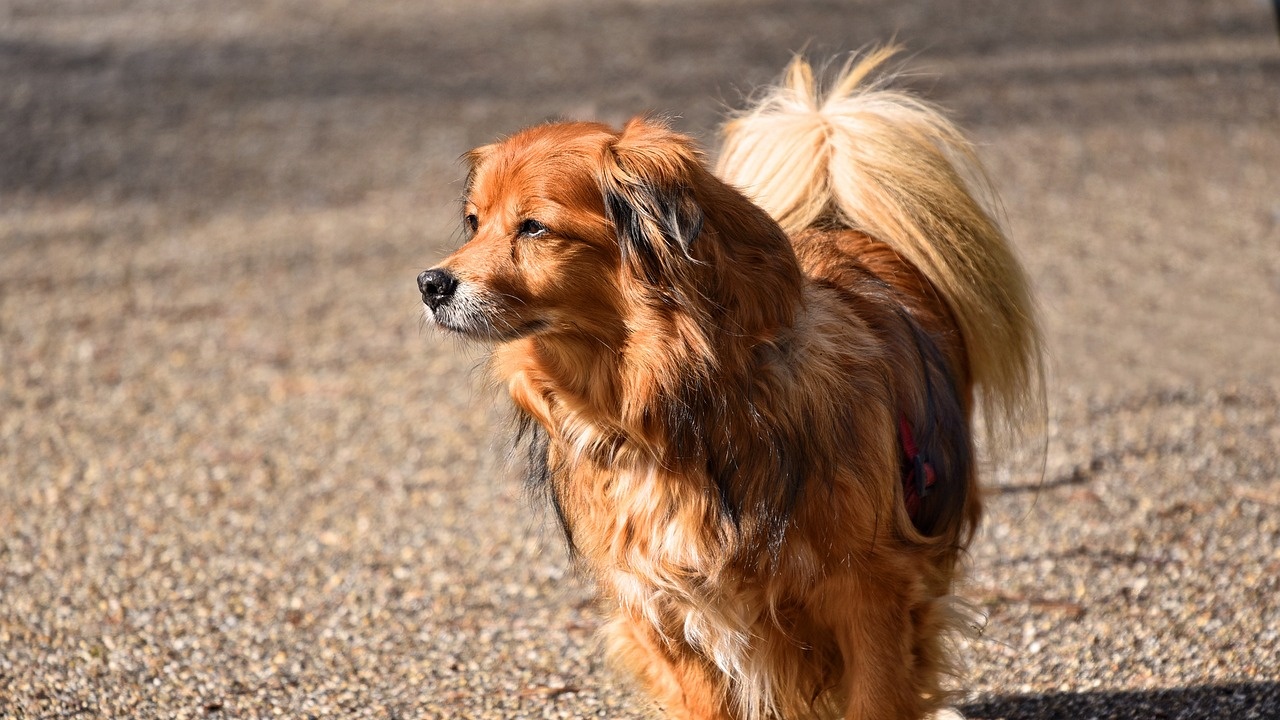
(2, 1, 1279, 718)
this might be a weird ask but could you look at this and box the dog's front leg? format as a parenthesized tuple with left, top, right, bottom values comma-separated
(822, 576, 943, 720)
(602, 611, 733, 720)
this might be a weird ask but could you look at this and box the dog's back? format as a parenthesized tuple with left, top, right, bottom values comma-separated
(718, 49, 1042, 437)
(717, 48, 1044, 552)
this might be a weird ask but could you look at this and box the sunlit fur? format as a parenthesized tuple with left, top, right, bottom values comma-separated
(718, 49, 1044, 441)
(423, 50, 1042, 720)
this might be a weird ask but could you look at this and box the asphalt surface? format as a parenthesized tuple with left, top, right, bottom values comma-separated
(2, 1, 1279, 718)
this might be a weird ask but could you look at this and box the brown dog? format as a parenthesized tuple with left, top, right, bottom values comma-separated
(419, 49, 1041, 720)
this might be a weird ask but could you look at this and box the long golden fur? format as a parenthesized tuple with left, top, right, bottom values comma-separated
(418, 49, 1041, 720)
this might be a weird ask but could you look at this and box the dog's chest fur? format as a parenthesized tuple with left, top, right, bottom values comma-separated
(503, 345, 823, 712)
(548, 430, 789, 696)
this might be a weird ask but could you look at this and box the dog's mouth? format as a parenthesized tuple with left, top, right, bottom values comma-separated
(419, 271, 552, 342)
(427, 304, 548, 342)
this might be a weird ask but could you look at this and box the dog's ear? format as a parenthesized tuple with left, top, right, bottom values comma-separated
(601, 118, 706, 283)
(461, 143, 496, 194)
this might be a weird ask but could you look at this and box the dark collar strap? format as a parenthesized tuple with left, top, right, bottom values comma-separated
(899, 414, 937, 520)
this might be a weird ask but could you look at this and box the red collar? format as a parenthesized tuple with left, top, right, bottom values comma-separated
(899, 414, 936, 520)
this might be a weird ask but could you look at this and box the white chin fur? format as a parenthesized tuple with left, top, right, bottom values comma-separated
(427, 282, 499, 336)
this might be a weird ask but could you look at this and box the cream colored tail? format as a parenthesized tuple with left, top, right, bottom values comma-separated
(716, 48, 1042, 435)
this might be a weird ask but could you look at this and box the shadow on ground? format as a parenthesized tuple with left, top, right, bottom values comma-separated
(963, 681, 1280, 720)
(3, 0, 1274, 210)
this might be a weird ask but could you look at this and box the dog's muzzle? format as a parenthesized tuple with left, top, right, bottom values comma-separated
(418, 268, 459, 311)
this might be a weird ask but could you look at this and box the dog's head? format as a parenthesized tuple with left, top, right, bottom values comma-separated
(419, 118, 800, 349)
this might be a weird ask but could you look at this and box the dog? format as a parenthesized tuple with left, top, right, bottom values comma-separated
(418, 48, 1041, 720)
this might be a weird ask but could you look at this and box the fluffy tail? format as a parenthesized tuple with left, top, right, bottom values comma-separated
(716, 48, 1043, 437)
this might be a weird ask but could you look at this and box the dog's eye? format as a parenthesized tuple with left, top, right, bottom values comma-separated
(519, 219, 548, 238)
(464, 214, 479, 233)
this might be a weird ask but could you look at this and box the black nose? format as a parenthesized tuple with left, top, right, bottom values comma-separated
(418, 268, 459, 310)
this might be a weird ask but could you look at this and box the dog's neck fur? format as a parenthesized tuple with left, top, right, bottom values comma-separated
(494, 185, 820, 559)
(503, 185, 803, 444)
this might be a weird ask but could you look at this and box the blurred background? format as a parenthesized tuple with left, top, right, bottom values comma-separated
(2, 1, 1278, 717)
